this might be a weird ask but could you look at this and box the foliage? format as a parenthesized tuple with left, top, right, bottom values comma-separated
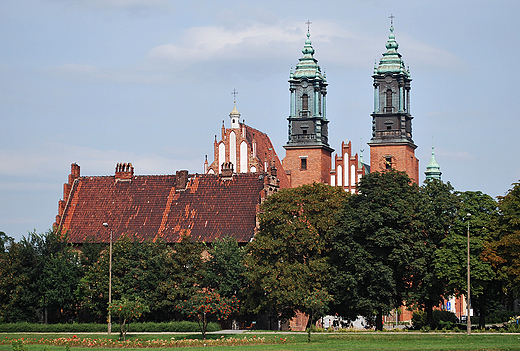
(409, 180, 458, 326)
(176, 291, 240, 340)
(244, 183, 348, 323)
(0, 229, 80, 323)
(434, 190, 498, 328)
(412, 310, 458, 330)
(487, 181, 520, 302)
(78, 235, 173, 322)
(204, 236, 246, 299)
(0, 321, 220, 333)
(303, 289, 332, 342)
(331, 171, 423, 330)
(108, 297, 149, 340)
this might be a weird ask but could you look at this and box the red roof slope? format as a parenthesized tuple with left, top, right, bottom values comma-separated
(244, 125, 290, 189)
(58, 170, 267, 244)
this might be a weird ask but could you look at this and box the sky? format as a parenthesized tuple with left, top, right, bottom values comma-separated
(1, 0, 519, 241)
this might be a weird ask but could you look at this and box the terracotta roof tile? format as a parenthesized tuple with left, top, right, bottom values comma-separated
(59, 173, 265, 244)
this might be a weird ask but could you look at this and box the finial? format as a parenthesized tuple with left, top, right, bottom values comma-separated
(231, 88, 238, 103)
(306, 20, 312, 33)
(389, 14, 395, 28)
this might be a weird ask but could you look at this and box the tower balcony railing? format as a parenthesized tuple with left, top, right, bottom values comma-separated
(375, 130, 401, 138)
(289, 134, 328, 145)
(299, 110, 310, 117)
(292, 133, 316, 141)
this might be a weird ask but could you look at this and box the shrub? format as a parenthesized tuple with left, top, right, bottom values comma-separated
(412, 310, 458, 330)
(0, 321, 221, 333)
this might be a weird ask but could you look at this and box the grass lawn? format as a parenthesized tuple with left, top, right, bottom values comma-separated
(1, 332, 519, 350)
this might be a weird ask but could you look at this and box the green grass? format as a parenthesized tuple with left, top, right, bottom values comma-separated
(1, 332, 520, 350)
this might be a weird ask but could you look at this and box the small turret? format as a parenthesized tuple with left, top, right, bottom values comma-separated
(425, 146, 442, 180)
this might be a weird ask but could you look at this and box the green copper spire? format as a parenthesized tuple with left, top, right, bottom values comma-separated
(375, 25, 410, 77)
(425, 146, 442, 180)
(292, 29, 324, 80)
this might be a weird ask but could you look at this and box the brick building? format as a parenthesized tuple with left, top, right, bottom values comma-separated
(55, 163, 280, 245)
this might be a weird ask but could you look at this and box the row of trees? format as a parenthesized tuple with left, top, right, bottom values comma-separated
(0, 171, 519, 333)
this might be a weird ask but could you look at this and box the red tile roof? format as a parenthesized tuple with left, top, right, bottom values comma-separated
(57, 169, 268, 244)
(244, 125, 290, 189)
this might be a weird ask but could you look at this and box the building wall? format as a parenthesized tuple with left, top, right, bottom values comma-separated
(283, 147, 331, 188)
(369, 143, 419, 184)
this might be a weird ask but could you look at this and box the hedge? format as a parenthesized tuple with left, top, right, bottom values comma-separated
(0, 321, 221, 333)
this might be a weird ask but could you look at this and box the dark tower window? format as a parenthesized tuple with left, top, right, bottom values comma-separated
(301, 158, 307, 170)
(302, 94, 309, 111)
(386, 89, 393, 111)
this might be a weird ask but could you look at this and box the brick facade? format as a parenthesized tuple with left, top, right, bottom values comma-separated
(369, 143, 419, 184)
(283, 147, 331, 188)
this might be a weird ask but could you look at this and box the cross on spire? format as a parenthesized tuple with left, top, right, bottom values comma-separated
(389, 14, 395, 27)
(306, 20, 312, 32)
(231, 88, 238, 102)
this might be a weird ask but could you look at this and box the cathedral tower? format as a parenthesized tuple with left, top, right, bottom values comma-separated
(283, 29, 333, 187)
(368, 24, 419, 183)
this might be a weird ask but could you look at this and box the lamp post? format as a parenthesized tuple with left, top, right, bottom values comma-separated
(103, 222, 112, 335)
(466, 213, 471, 335)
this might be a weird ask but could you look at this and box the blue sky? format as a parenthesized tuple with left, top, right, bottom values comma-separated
(1, 0, 519, 241)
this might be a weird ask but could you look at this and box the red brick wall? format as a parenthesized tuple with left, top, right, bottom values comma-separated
(283, 147, 331, 188)
(370, 144, 419, 184)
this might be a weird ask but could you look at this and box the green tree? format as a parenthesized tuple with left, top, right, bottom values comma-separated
(331, 171, 423, 330)
(434, 191, 498, 328)
(409, 179, 458, 327)
(0, 229, 80, 323)
(79, 235, 171, 322)
(487, 181, 520, 308)
(176, 291, 239, 340)
(244, 183, 347, 326)
(156, 234, 206, 321)
(204, 236, 246, 299)
(303, 289, 332, 342)
(108, 296, 149, 340)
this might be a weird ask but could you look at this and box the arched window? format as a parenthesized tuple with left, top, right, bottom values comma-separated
(302, 94, 309, 111)
(386, 89, 392, 108)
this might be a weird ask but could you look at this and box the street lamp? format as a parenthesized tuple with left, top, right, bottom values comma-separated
(466, 213, 471, 335)
(103, 222, 112, 335)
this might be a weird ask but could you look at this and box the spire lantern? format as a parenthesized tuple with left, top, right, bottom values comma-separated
(425, 146, 442, 180)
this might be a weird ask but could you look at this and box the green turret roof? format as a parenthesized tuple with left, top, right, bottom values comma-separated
(375, 26, 410, 77)
(425, 146, 442, 180)
(292, 30, 325, 80)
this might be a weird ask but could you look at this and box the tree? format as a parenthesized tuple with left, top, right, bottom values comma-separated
(176, 291, 239, 340)
(303, 289, 332, 342)
(108, 296, 149, 340)
(331, 170, 423, 330)
(156, 234, 206, 321)
(487, 181, 520, 308)
(0, 229, 80, 323)
(409, 179, 458, 327)
(434, 191, 498, 328)
(244, 183, 347, 327)
(204, 236, 246, 299)
(79, 235, 171, 322)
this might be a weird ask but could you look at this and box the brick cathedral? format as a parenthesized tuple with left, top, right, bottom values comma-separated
(55, 23, 432, 244)
(54, 22, 441, 329)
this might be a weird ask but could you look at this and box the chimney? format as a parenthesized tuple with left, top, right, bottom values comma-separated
(115, 163, 134, 180)
(175, 170, 189, 191)
(220, 162, 234, 178)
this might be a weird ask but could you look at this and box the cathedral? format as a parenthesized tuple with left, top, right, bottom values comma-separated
(55, 23, 441, 243)
(53, 20, 445, 331)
